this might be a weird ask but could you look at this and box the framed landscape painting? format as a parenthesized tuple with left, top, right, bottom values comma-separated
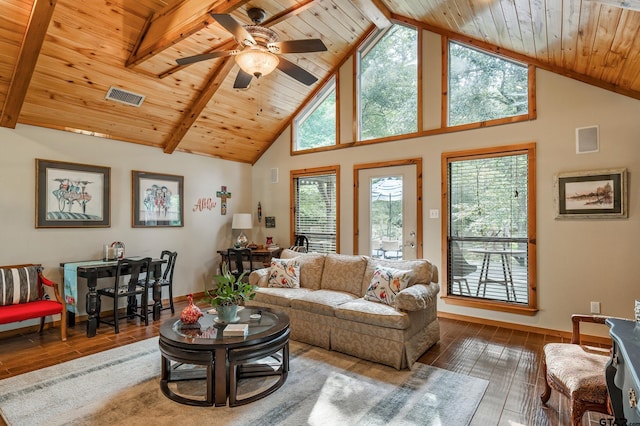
(132, 171, 184, 227)
(36, 159, 111, 228)
(554, 168, 627, 219)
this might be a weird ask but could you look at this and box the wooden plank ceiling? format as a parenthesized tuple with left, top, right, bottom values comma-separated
(1, 0, 639, 164)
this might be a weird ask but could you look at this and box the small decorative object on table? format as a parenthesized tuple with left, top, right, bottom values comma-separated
(180, 294, 203, 327)
(110, 241, 125, 259)
(204, 263, 256, 324)
(102, 244, 116, 261)
(223, 323, 248, 337)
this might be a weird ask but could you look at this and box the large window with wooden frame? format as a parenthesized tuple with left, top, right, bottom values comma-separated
(293, 77, 337, 152)
(358, 23, 418, 141)
(442, 143, 537, 315)
(291, 166, 340, 254)
(447, 40, 530, 127)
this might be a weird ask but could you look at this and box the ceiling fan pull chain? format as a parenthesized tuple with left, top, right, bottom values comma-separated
(257, 83, 263, 116)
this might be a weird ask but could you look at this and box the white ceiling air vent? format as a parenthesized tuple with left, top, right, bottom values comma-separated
(105, 86, 145, 107)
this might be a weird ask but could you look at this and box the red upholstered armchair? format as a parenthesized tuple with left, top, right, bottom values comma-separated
(0, 264, 67, 341)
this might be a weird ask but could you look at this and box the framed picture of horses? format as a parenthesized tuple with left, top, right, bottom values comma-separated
(132, 171, 184, 227)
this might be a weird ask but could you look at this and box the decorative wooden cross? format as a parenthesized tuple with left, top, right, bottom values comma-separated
(216, 185, 231, 215)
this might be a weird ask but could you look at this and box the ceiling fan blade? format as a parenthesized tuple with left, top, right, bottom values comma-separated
(233, 69, 253, 89)
(210, 13, 256, 46)
(276, 57, 318, 86)
(269, 39, 328, 54)
(176, 51, 232, 66)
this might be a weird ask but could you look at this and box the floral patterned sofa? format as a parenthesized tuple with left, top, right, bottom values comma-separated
(247, 249, 440, 369)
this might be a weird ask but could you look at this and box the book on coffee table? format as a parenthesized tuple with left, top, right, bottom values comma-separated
(223, 323, 248, 337)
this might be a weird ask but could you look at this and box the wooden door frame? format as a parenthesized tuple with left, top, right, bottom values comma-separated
(353, 158, 423, 258)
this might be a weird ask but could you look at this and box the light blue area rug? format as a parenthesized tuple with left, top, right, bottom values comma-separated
(0, 338, 487, 425)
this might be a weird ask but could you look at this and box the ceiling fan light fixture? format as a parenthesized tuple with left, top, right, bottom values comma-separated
(235, 49, 279, 78)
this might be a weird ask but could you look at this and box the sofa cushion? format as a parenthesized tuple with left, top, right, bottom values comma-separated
(281, 250, 326, 290)
(320, 254, 368, 296)
(252, 287, 314, 308)
(361, 258, 438, 295)
(290, 289, 357, 316)
(0, 266, 40, 306)
(268, 258, 300, 288)
(334, 298, 410, 329)
(364, 266, 413, 306)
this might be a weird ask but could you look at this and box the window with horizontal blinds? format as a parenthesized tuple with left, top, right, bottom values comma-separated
(294, 173, 337, 253)
(444, 144, 536, 314)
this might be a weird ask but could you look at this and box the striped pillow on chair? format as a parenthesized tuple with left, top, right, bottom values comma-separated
(0, 266, 40, 306)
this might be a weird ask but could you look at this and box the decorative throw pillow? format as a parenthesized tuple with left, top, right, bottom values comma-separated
(0, 266, 40, 306)
(364, 266, 413, 306)
(268, 258, 301, 288)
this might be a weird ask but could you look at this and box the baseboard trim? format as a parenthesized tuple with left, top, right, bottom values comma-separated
(437, 311, 611, 346)
(1, 297, 610, 347)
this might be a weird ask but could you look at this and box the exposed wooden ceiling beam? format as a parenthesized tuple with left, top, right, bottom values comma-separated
(163, 57, 236, 154)
(1, 0, 57, 128)
(126, 0, 250, 68)
(352, 0, 392, 29)
(158, 0, 319, 78)
(261, 0, 318, 26)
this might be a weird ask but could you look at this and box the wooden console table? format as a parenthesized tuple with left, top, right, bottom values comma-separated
(606, 318, 640, 425)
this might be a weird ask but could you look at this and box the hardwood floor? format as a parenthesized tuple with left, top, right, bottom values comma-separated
(0, 301, 612, 426)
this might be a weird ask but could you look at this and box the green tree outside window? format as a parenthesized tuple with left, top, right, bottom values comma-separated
(359, 24, 418, 140)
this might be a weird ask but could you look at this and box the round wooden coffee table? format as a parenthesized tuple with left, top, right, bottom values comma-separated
(159, 306, 289, 407)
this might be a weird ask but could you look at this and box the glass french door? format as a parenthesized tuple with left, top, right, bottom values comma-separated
(357, 164, 418, 260)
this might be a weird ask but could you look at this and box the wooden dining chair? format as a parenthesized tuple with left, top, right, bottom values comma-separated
(540, 314, 614, 426)
(226, 248, 256, 282)
(291, 235, 309, 252)
(155, 250, 177, 314)
(97, 257, 152, 334)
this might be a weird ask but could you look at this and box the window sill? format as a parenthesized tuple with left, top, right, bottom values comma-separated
(441, 294, 538, 316)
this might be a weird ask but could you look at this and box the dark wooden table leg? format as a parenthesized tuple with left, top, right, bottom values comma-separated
(214, 347, 227, 406)
(84, 268, 99, 338)
(67, 311, 76, 327)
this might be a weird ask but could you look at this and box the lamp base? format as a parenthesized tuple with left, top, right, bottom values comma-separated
(236, 231, 248, 248)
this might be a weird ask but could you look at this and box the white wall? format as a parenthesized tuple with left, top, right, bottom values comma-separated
(251, 66, 640, 335)
(0, 124, 252, 329)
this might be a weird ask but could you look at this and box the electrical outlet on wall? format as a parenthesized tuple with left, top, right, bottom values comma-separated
(590, 301, 600, 314)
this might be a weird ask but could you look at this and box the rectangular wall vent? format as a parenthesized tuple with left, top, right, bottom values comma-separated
(576, 125, 599, 154)
(105, 86, 145, 107)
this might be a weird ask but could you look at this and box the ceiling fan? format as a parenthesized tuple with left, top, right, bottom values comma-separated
(176, 7, 327, 89)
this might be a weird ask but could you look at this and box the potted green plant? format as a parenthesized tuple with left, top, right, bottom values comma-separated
(204, 263, 257, 323)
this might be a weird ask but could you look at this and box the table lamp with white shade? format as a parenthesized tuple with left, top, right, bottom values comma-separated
(232, 213, 253, 247)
